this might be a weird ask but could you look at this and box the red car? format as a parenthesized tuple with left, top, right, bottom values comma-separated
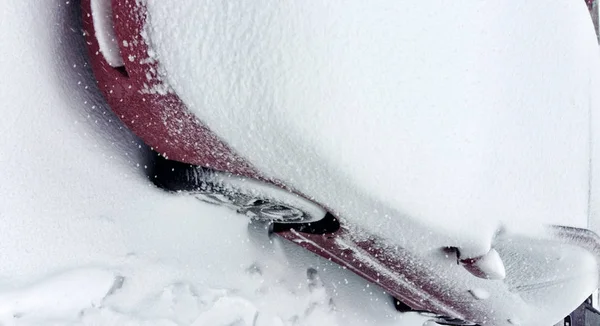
(81, 1, 600, 325)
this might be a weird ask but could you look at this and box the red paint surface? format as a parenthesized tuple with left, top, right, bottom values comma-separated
(277, 225, 600, 325)
(82, 0, 259, 178)
(277, 227, 478, 322)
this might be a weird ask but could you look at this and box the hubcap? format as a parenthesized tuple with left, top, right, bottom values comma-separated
(194, 189, 314, 223)
(244, 202, 305, 222)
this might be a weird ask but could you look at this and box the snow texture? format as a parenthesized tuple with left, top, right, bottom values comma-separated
(0, 269, 120, 322)
(90, 0, 124, 67)
(144, 0, 600, 259)
(0, 0, 428, 325)
(1, 0, 599, 325)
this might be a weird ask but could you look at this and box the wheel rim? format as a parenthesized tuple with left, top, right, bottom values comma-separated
(243, 201, 307, 223)
(433, 316, 478, 326)
(258, 203, 305, 221)
(416, 311, 477, 326)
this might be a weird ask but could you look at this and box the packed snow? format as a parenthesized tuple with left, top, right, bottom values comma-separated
(144, 0, 600, 258)
(0, 0, 430, 325)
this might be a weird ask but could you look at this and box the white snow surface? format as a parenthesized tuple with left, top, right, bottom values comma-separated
(144, 0, 600, 255)
(0, 0, 430, 325)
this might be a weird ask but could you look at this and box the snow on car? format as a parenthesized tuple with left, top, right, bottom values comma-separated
(0, 0, 599, 325)
(0, 0, 428, 325)
(79, 0, 600, 324)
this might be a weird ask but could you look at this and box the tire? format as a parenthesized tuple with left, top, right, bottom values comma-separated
(148, 153, 338, 233)
(392, 297, 413, 313)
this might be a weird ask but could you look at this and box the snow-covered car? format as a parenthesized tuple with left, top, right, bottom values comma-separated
(82, 0, 600, 325)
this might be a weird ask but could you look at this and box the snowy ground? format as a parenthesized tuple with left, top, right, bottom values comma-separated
(0, 1, 428, 325)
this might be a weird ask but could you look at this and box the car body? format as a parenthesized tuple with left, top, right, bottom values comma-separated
(81, 1, 600, 324)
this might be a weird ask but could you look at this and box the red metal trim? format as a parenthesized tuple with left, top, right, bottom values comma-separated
(81, 0, 259, 178)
